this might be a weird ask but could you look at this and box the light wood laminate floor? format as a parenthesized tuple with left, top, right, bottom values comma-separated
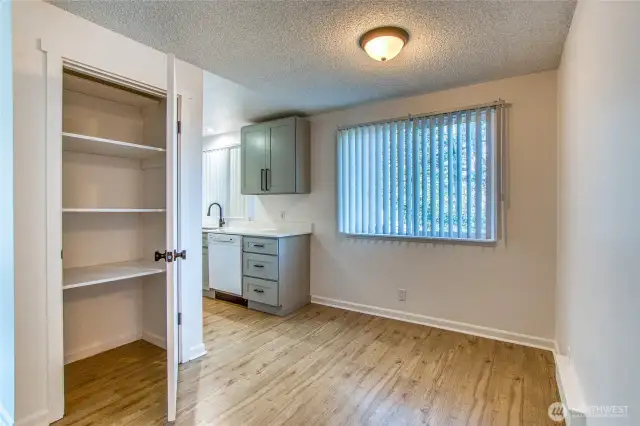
(55, 298, 562, 425)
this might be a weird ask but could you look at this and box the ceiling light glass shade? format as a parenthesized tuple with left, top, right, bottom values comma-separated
(359, 27, 409, 62)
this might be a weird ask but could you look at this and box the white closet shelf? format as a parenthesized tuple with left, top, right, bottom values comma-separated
(63, 132, 165, 159)
(63, 260, 165, 290)
(63, 208, 166, 213)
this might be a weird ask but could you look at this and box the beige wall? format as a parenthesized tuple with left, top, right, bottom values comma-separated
(255, 71, 558, 342)
(557, 1, 639, 423)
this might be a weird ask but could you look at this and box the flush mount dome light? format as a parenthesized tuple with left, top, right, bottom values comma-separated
(359, 26, 409, 62)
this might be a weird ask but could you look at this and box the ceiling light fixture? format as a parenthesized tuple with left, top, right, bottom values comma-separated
(359, 26, 409, 62)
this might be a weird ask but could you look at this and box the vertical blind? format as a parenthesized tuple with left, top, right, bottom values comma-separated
(228, 147, 244, 217)
(337, 104, 505, 242)
(202, 146, 246, 220)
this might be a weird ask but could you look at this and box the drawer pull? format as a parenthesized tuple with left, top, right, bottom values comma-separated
(253, 288, 265, 293)
(253, 264, 265, 268)
(253, 244, 265, 248)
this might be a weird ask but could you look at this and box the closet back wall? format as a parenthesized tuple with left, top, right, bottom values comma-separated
(253, 71, 558, 345)
(60, 75, 166, 365)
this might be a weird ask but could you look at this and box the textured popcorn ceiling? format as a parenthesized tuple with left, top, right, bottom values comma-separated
(50, 0, 575, 117)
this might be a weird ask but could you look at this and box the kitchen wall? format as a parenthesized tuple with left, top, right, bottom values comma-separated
(0, 0, 15, 424)
(557, 1, 639, 424)
(254, 70, 558, 343)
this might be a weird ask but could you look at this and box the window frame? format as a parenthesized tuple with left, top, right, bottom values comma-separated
(335, 102, 507, 245)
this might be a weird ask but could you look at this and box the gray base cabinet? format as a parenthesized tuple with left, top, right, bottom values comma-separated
(242, 235, 310, 316)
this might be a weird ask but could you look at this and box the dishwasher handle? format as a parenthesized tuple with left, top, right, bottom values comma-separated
(208, 234, 242, 245)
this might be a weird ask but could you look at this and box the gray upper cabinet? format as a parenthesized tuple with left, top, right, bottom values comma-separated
(266, 120, 296, 194)
(241, 124, 267, 194)
(241, 117, 310, 195)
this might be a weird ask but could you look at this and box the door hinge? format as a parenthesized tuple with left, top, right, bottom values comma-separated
(177, 120, 181, 135)
(178, 312, 182, 325)
(174, 249, 187, 260)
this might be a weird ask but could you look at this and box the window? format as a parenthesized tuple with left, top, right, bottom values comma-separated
(203, 146, 247, 220)
(337, 104, 505, 242)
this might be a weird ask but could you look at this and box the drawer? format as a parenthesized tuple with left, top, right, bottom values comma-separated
(244, 277, 279, 306)
(243, 237, 278, 255)
(243, 252, 278, 281)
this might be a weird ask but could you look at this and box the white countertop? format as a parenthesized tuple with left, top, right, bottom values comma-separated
(202, 223, 312, 238)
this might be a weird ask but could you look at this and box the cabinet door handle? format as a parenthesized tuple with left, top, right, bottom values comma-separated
(253, 288, 264, 293)
(266, 168, 271, 191)
(260, 169, 265, 191)
(252, 244, 265, 248)
(253, 264, 265, 268)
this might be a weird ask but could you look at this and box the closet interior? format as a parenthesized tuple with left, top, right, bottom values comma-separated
(60, 69, 168, 405)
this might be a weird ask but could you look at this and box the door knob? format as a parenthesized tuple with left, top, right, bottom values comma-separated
(155, 250, 173, 262)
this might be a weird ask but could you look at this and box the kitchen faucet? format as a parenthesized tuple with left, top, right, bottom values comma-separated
(206, 202, 226, 228)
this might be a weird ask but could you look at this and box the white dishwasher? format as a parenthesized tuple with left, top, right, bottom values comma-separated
(207, 233, 243, 296)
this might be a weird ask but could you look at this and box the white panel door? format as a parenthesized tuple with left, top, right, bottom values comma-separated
(166, 54, 179, 423)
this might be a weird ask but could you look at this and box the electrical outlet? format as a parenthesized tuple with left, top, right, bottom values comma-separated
(398, 288, 407, 301)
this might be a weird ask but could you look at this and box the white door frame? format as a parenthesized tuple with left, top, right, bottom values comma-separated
(40, 39, 179, 423)
(41, 39, 65, 424)
(165, 54, 179, 422)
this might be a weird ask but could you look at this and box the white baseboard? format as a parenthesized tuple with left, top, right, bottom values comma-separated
(553, 351, 587, 426)
(0, 403, 13, 426)
(310, 295, 555, 351)
(184, 342, 207, 363)
(142, 330, 166, 350)
(14, 410, 47, 426)
(64, 331, 141, 364)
